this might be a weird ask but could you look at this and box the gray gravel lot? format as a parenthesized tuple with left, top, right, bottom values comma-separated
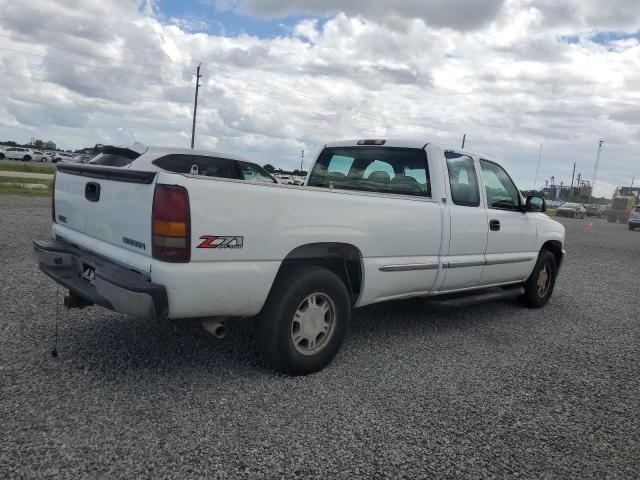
(1, 196, 638, 479)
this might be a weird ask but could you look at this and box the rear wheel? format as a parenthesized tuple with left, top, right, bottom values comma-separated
(0, 153, 4, 159)
(256, 265, 351, 375)
(23, 155, 31, 161)
(519, 250, 557, 308)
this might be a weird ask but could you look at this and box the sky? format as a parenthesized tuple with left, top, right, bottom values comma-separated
(0, 0, 639, 196)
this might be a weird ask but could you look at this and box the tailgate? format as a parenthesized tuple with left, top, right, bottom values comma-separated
(53, 164, 157, 271)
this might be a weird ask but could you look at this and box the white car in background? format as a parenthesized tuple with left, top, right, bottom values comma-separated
(628, 206, 640, 231)
(1, 147, 35, 161)
(32, 150, 48, 162)
(556, 202, 586, 219)
(53, 152, 77, 163)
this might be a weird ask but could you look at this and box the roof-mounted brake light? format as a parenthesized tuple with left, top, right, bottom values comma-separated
(357, 139, 386, 146)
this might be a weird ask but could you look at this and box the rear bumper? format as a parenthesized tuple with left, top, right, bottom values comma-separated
(33, 238, 168, 320)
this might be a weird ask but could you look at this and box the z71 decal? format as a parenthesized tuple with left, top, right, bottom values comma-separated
(197, 235, 244, 249)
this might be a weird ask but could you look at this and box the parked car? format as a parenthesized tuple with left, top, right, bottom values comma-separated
(77, 155, 93, 163)
(89, 146, 277, 183)
(556, 202, 586, 218)
(32, 150, 48, 162)
(629, 206, 640, 231)
(586, 204, 604, 218)
(34, 140, 565, 375)
(53, 152, 78, 163)
(1, 147, 34, 161)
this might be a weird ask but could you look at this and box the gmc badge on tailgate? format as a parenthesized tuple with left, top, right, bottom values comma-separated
(197, 235, 244, 249)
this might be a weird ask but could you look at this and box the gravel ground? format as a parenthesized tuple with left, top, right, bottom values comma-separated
(1, 196, 638, 479)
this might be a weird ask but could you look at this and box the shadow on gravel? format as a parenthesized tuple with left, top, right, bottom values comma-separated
(50, 297, 520, 376)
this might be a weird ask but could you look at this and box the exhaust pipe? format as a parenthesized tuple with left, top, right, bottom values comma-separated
(64, 292, 93, 310)
(202, 318, 226, 339)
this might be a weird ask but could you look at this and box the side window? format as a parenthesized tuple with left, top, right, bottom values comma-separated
(153, 155, 239, 179)
(480, 160, 521, 210)
(238, 162, 276, 183)
(445, 152, 480, 207)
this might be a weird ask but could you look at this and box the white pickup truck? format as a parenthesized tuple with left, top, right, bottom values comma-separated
(34, 140, 565, 374)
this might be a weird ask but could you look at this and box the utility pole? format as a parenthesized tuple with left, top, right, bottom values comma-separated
(588, 139, 604, 205)
(533, 143, 543, 191)
(570, 162, 576, 198)
(190, 63, 202, 149)
(300, 149, 305, 172)
(461, 134, 466, 149)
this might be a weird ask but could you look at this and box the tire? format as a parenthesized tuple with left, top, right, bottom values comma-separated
(519, 250, 557, 308)
(0, 153, 4, 159)
(630, 224, 636, 231)
(256, 265, 351, 375)
(23, 155, 31, 161)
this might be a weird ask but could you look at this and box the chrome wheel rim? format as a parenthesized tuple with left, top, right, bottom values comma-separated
(537, 263, 551, 297)
(291, 293, 336, 356)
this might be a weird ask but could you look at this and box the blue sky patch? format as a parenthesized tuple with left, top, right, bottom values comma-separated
(155, 0, 313, 38)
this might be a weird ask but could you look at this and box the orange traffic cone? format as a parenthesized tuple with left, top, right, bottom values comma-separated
(586, 223, 593, 233)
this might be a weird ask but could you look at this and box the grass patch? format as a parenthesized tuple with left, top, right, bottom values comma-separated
(0, 176, 52, 186)
(0, 163, 56, 175)
(0, 176, 53, 196)
(0, 185, 52, 196)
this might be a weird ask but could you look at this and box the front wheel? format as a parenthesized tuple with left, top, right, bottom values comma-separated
(256, 265, 351, 375)
(519, 250, 557, 308)
(23, 155, 31, 161)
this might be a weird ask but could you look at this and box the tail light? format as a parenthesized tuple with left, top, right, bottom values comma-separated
(51, 173, 56, 223)
(152, 184, 190, 262)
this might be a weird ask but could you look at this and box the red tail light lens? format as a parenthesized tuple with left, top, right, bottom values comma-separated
(152, 184, 190, 262)
(51, 173, 56, 223)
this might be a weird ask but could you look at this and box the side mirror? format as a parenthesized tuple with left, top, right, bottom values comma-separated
(526, 195, 546, 213)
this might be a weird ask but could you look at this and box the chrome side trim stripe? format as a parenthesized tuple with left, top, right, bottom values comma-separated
(445, 260, 486, 269)
(380, 256, 535, 272)
(485, 256, 535, 266)
(379, 263, 440, 272)
(445, 257, 535, 268)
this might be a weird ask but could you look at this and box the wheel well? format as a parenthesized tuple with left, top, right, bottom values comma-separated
(276, 243, 363, 304)
(541, 240, 563, 269)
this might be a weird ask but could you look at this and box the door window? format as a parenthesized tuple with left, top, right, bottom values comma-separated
(238, 162, 276, 183)
(480, 160, 521, 210)
(445, 152, 480, 207)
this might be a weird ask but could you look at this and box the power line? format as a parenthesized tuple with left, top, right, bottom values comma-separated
(0, 45, 188, 85)
(0, 15, 201, 66)
(0, 32, 189, 74)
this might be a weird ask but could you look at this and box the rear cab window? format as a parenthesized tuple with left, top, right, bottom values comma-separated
(307, 147, 430, 197)
(91, 147, 142, 167)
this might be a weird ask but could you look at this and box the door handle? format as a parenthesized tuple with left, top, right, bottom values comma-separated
(489, 219, 501, 231)
(85, 182, 101, 202)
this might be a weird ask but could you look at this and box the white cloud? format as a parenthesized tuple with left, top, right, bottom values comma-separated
(0, 0, 638, 195)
